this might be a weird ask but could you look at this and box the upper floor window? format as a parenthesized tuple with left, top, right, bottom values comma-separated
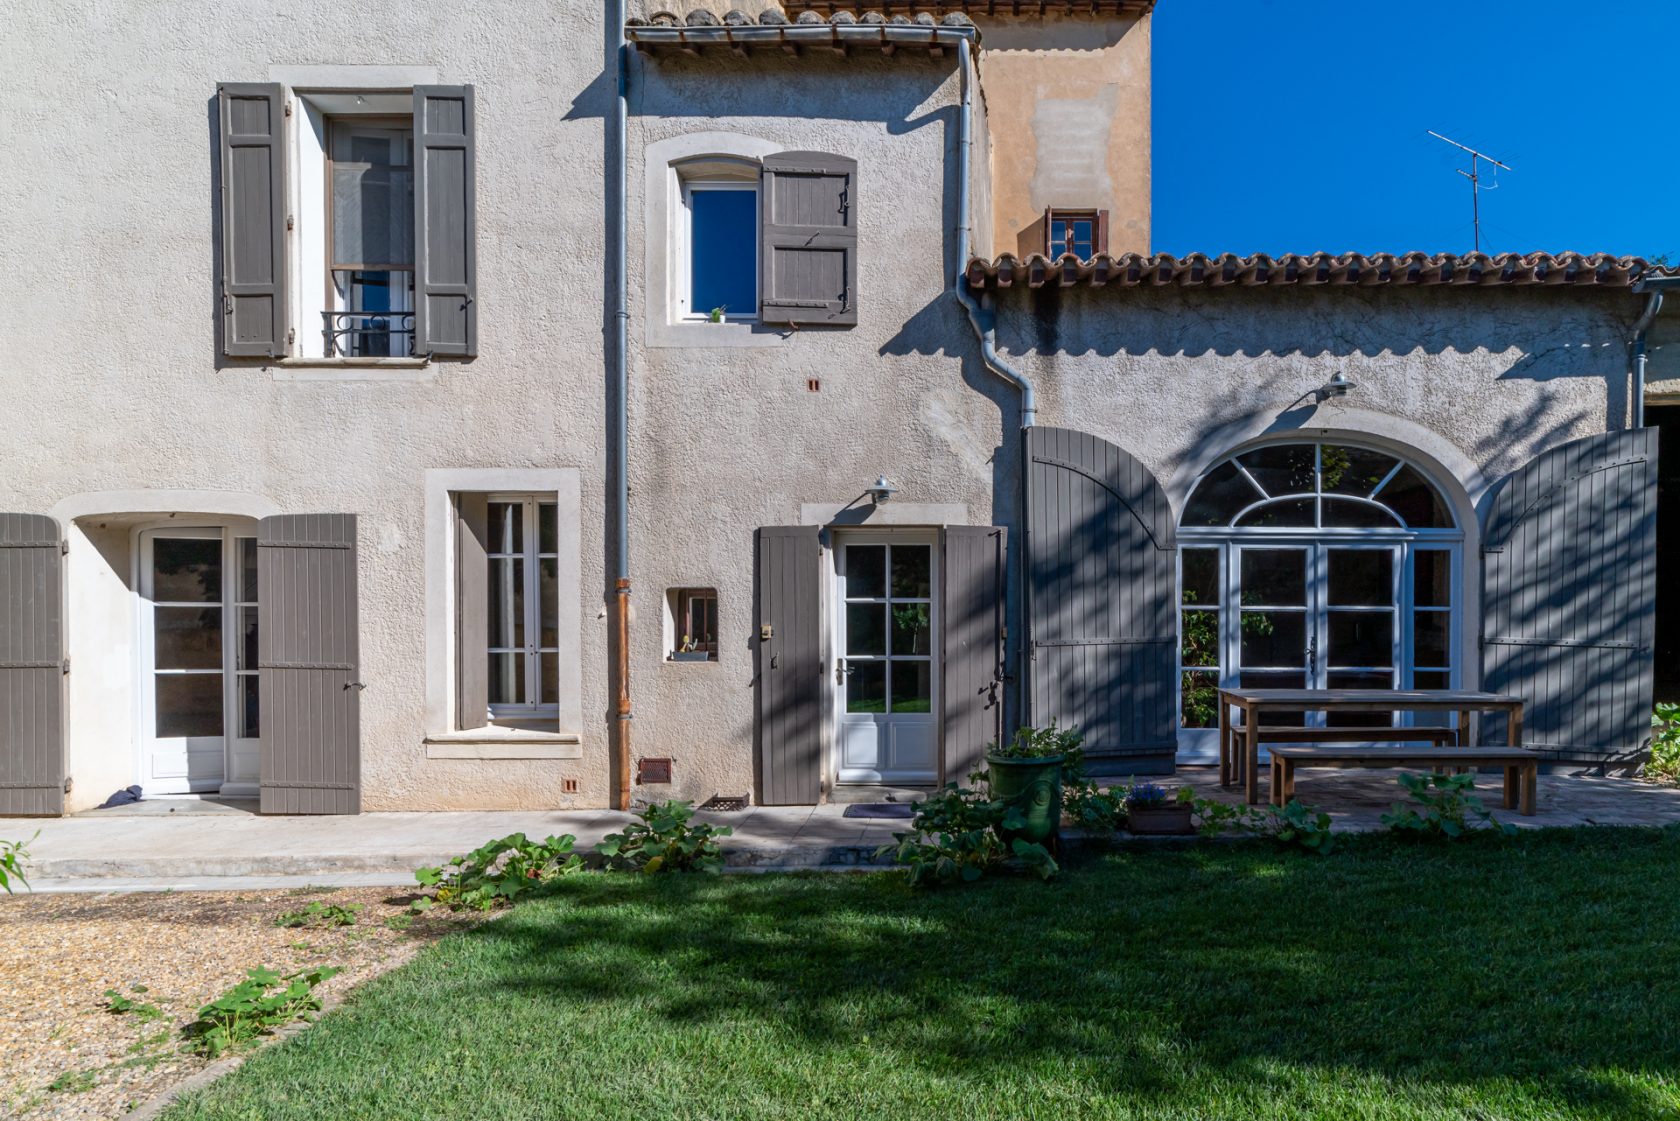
(676, 165, 759, 323)
(1045, 207, 1108, 260)
(327, 119, 416, 356)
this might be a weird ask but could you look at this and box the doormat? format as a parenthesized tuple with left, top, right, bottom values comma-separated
(842, 803, 916, 819)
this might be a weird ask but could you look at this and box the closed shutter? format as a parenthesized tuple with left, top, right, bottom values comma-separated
(0, 514, 64, 816)
(1027, 427, 1177, 773)
(941, 526, 1006, 785)
(1482, 428, 1658, 764)
(455, 494, 489, 730)
(759, 152, 857, 327)
(754, 526, 823, 805)
(258, 515, 361, 814)
(218, 83, 287, 357)
(413, 85, 477, 356)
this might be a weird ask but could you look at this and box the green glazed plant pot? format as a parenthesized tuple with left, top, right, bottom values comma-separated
(986, 754, 1065, 846)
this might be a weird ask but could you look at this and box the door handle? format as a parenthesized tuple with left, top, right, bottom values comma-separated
(1307, 633, 1318, 676)
(836, 659, 855, 685)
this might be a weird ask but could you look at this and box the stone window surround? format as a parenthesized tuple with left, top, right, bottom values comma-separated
(644, 131, 787, 349)
(423, 468, 584, 757)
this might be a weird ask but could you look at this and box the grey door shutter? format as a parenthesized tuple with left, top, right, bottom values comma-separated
(0, 515, 64, 816)
(455, 494, 489, 730)
(218, 83, 288, 357)
(1482, 428, 1658, 765)
(759, 152, 857, 327)
(258, 514, 361, 814)
(413, 85, 477, 356)
(1027, 427, 1177, 773)
(941, 526, 1006, 785)
(754, 526, 823, 805)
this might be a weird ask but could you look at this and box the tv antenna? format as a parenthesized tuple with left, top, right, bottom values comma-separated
(1428, 131, 1512, 254)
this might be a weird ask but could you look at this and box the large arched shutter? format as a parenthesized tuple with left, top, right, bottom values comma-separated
(1027, 427, 1177, 773)
(1482, 428, 1658, 765)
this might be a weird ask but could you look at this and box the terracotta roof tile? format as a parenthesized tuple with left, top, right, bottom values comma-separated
(965, 252, 1674, 291)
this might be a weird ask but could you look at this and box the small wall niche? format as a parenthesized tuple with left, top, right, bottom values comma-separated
(665, 587, 719, 662)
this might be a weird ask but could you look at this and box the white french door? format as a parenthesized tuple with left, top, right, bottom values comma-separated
(833, 533, 939, 785)
(138, 528, 260, 796)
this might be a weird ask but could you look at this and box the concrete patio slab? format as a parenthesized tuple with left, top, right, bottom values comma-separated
(4, 770, 1677, 892)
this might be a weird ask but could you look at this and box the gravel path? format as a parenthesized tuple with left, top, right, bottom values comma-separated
(0, 885, 481, 1120)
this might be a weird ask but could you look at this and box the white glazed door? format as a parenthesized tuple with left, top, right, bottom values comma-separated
(834, 536, 938, 785)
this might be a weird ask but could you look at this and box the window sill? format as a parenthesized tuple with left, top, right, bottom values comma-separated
(647, 318, 787, 350)
(267, 357, 435, 383)
(424, 729, 584, 760)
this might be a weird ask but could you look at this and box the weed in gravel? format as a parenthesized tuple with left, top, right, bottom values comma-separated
(185, 966, 340, 1058)
(287, 884, 340, 897)
(0, 831, 37, 893)
(103, 986, 166, 1022)
(48, 1068, 98, 1094)
(273, 901, 362, 929)
(384, 913, 414, 932)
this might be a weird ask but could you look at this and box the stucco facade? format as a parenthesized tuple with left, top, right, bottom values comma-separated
(0, 1, 1663, 814)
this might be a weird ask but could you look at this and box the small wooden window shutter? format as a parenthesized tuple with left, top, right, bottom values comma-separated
(258, 514, 361, 814)
(0, 514, 65, 816)
(217, 83, 288, 357)
(455, 494, 490, 730)
(759, 152, 857, 327)
(413, 86, 478, 356)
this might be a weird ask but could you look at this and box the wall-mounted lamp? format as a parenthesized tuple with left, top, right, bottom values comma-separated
(866, 475, 899, 505)
(1314, 370, 1358, 403)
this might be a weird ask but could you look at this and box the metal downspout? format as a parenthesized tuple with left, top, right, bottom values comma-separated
(610, 1, 633, 810)
(954, 35, 1036, 725)
(1632, 290, 1663, 429)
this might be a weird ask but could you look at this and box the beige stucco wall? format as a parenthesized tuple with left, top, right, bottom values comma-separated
(977, 13, 1152, 257)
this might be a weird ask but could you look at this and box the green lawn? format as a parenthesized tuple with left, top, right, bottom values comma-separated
(165, 829, 1680, 1121)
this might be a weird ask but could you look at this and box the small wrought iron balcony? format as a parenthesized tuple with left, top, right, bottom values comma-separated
(322, 311, 415, 358)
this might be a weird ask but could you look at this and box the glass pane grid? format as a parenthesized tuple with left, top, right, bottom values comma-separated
(843, 544, 932, 715)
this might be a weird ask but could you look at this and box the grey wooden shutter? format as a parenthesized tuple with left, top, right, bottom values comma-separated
(0, 515, 64, 816)
(218, 83, 288, 357)
(1482, 428, 1658, 765)
(759, 152, 857, 327)
(941, 525, 1007, 785)
(455, 494, 489, 730)
(1027, 427, 1178, 773)
(258, 515, 360, 814)
(413, 85, 477, 356)
(754, 526, 823, 804)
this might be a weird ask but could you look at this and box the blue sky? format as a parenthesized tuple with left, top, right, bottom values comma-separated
(1151, 1, 1679, 259)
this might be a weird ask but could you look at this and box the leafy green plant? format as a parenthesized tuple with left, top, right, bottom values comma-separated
(989, 720, 1083, 761)
(1382, 772, 1516, 839)
(1179, 790, 1337, 854)
(185, 966, 340, 1058)
(103, 985, 165, 1022)
(1649, 703, 1680, 783)
(413, 832, 584, 912)
(0, 831, 37, 894)
(876, 784, 1058, 886)
(596, 801, 732, 874)
(48, 1068, 97, 1093)
(274, 901, 362, 929)
(384, 913, 414, 932)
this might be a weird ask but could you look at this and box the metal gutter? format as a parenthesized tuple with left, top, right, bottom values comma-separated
(1630, 274, 1680, 429)
(954, 35, 1036, 725)
(610, 0, 633, 810)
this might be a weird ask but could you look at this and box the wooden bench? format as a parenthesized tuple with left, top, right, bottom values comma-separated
(1267, 745, 1539, 815)
(1221, 726, 1458, 786)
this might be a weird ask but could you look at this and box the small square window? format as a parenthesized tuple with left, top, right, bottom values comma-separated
(1045, 208, 1108, 261)
(680, 181, 757, 322)
(667, 588, 719, 662)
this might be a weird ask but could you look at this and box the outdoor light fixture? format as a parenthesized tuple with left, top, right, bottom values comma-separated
(867, 475, 899, 505)
(1314, 370, 1358, 402)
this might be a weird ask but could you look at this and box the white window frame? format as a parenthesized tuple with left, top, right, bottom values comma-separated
(675, 176, 759, 324)
(485, 494, 561, 724)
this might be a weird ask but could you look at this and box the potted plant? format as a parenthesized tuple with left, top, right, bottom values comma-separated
(1123, 783, 1195, 835)
(985, 722, 1081, 847)
(671, 633, 710, 663)
(708, 305, 727, 324)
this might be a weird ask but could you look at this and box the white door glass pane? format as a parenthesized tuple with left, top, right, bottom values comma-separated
(846, 661, 886, 714)
(488, 559, 525, 648)
(489, 652, 524, 705)
(890, 661, 932, 713)
(539, 558, 558, 648)
(152, 539, 222, 602)
(538, 503, 558, 554)
(237, 675, 260, 739)
(156, 675, 223, 738)
(846, 604, 886, 656)
(238, 537, 259, 602)
(154, 607, 223, 670)
(690, 188, 757, 317)
(331, 125, 414, 267)
(844, 545, 885, 598)
(890, 546, 931, 598)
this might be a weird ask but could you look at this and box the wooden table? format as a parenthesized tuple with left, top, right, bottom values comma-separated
(1218, 688, 1524, 805)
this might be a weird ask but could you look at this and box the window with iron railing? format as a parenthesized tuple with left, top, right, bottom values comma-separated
(324, 120, 415, 357)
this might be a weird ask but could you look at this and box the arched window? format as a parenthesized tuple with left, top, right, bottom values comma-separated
(1177, 442, 1461, 744)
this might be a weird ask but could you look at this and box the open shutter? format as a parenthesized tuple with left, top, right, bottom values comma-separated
(941, 526, 1006, 785)
(0, 515, 64, 816)
(1027, 427, 1177, 774)
(258, 515, 360, 814)
(413, 85, 477, 356)
(455, 494, 489, 730)
(1482, 428, 1658, 765)
(217, 83, 287, 357)
(754, 526, 823, 804)
(759, 152, 857, 327)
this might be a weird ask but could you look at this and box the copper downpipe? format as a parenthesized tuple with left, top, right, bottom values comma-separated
(614, 577, 632, 810)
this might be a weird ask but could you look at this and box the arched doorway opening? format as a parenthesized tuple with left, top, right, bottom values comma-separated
(1176, 441, 1462, 759)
